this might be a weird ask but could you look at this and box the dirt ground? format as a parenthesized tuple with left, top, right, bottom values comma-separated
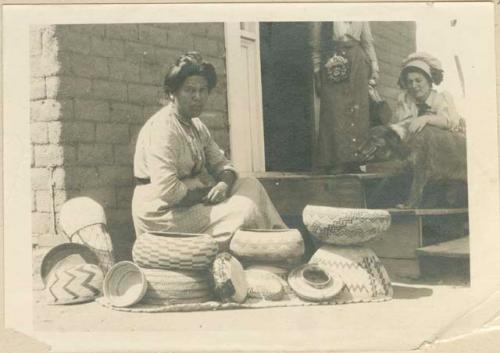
(31, 247, 478, 352)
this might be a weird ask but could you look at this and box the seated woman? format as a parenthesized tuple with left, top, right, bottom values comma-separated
(132, 52, 286, 251)
(393, 52, 466, 135)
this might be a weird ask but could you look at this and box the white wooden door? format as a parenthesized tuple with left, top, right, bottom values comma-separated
(224, 22, 266, 173)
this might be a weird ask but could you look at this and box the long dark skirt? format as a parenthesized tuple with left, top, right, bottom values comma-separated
(316, 40, 370, 168)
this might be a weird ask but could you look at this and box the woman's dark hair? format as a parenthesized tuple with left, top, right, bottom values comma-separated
(398, 66, 443, 89)
(164, 52, 217, 95)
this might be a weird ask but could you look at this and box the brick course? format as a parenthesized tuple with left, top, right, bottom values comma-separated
(30, 22, 412, 251)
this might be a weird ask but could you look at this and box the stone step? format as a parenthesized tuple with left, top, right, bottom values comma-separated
(416, 236, 469, 259)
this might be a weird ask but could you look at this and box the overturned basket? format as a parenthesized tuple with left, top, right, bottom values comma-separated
(310, 245, 393, 302)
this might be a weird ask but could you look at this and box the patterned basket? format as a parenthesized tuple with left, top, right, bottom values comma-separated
(287, 264, 344, 302)
(141, 267, 213, 305)
(309, 245, 393, 301)
(72, 224, 115, 275)
(40, 243, 100, 285)
(60, 197, 115, 274)
(230, 228, 305, 262)
(303, 205, 391, 245)
(45, 263, 103, 305)
(245, 269, 284, 301)
(133, 232, 218, 271)
(59, 197, 107, 236)
(103, 261, 147, 308)
(211, 253, 248, 303)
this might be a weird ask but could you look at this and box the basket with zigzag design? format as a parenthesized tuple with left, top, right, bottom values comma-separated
(45, 263, 104, 305)
(303, 205, 391, 245)
(309, 245, 393, 301)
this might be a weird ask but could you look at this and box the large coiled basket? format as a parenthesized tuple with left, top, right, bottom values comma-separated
(303, 205, 391, 245)
(310, 245, 393, 301)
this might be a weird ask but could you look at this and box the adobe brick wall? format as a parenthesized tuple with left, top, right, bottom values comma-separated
(30, 24, 228, 258)
(30, 22, 415, 258)
(371, 22, 417, 111)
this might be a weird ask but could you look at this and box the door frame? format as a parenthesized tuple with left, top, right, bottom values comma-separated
(224, 22, 266, 173)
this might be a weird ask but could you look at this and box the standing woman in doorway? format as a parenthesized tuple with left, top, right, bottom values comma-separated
(312, 22, 380, 174)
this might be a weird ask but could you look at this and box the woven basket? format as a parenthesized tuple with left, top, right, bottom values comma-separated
(141, 268, 213, 305)
(40, 243, 100, 285)
(287, 264, 344, 302)
(303, 205, 391, 245)
(103, 261, 147, 308)
(59, 197, 107, 237)
(45, 263, 104, 305)
(309, 245, 393, 301)
(244, 264, 290, 281)
(133, 232, 218, 271)
(72, 224, 115, 275)
(230, 228, 305, 262)
(245, 269, 284, 301)
(211, 253, 248, 303)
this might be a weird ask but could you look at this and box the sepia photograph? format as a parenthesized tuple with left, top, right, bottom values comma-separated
(3, 2, 500, 352)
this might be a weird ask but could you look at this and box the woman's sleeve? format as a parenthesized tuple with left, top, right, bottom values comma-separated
(147, 120, 188, 205)
(360, 22, 379, 73)
(199, 123, 237, 178)
(311, 22, 322, 72)
(436, 91, 461, 130)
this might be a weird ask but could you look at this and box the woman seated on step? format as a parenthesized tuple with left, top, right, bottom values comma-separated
(390, 52, 466, 137)
(132, 52, 287, 251)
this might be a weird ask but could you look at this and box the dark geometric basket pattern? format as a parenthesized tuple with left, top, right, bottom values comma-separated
(45, 264, 104, 305)
(230, 229, 305, 262)
(141, 268, 213, 304)
(303, 206, 391, 245)
(132, 233, 218, 271)
(309, 245, 393, 301)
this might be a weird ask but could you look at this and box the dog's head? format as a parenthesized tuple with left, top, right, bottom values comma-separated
(358, 125, 404, 163)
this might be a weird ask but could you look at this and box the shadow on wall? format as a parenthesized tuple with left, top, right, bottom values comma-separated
(30, 23, 230, 261)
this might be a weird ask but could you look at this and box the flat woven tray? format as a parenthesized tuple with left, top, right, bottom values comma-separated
(95, 286, 391, 313)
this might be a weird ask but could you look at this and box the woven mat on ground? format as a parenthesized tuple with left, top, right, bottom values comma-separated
(95, 289, 391, 313)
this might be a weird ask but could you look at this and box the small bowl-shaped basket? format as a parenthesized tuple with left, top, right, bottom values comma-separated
(288, 264, 344, 302)
(103, 261, 147, 308)
(302, 205, 391, 245)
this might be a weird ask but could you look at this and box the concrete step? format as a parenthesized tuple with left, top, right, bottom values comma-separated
(416, 236, 469, 259)
(416, 237, 470, 281)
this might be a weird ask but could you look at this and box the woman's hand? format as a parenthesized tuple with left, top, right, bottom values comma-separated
(203, 182, 229, 205)
(408, 116, 429, 134)
(177, 186, 212, 207)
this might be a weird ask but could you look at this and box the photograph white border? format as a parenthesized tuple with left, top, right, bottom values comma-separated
(3, 2, 499, 352)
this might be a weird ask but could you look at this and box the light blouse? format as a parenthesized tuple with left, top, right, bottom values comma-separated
(394, 89, 462, 131)
(134, 104, 236, 208)
(312, 21, 379, 73)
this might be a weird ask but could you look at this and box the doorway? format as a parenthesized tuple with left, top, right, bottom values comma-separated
(260, 22, 315, 172)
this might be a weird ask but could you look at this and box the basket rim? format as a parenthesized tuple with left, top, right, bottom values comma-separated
(103, 261, 147, 307)
(40, 243, 100, 285)
(238, 228, 299, 233)
(288, 264, 345, 301)
(142, 231, 210, 238)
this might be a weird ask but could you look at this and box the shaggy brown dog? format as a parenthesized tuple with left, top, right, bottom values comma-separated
(358, 124, 467, 208)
